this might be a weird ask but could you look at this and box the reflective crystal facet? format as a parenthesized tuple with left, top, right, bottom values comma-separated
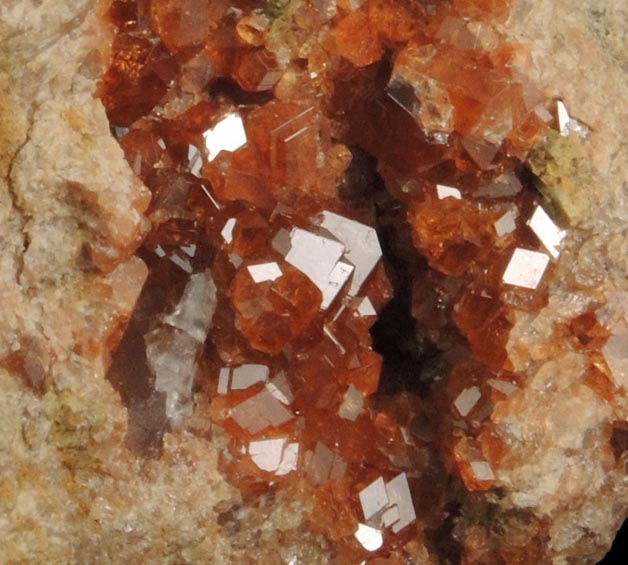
(355, 523, 384, 552)
(99, 0, 588, 560)
(230, 388, 293, 434)
(204, 114, 247, 162)
(284, 228, 354, 310)
(502, 248, 550, 289)
(320, 211, 383, 296)
(527, 205, 565, 259)
(247, 262, 283, 283)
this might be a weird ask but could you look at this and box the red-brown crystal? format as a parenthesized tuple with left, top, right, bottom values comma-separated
(98, 0, 581, 562)
(230, 260, 322, 354)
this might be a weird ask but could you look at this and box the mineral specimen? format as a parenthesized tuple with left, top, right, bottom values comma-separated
(94, 0, 628, 561)
(1, 0, 625, 563)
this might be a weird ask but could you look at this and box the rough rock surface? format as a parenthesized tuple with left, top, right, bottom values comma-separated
(0, 0, 626, 563)
(500, 2, 628, 561)
(0, 1, 329, 562)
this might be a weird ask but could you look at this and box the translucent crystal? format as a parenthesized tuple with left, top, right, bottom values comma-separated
(461, 137, 499, 170)
(527, 205, 565, 259)
(217, 367, 230, 394)
(357, 296, 377, 317)
(556, 100, 590, 138)
(231, 258, 322, 353)
(487, 379, 518, 396)
(494, 209, 517, 237)
(386, 62, 455, 137)
(359, 476, 389, 521)
(319, 211, 382, 296)
(235, 12, 269, 46)
(231, 364, 270, 390)
(383, 472, 416, 534)
(180, 49, 214, 92)
(99, 0, 595, 559)
(150, 0, 210, 52)
(355, 523, 384, 552)
(230, 388, 293, 434)
(436, 184, 462, 200)
(249, 438, 299, 475)
(338, 385, 364, 421)
(221, 218, 236, 244)
(162, 271, 217, 342)
(386, 79, 421, 120)
(454, 386, 482, 417)
(247, 262, 283, 283)
(502, 248, 550, 290)
(284, 228, 354, 310)
(203, 114, 247, 162)
(168, 252, 193, 273)
(229, 254, 243, 268)
(470, 461, 495, 482)
(323, 325, 347, 355)
(305, 442, 347, 484)
(145, 328, 198, 429)
(359, 473, 416, 533)
(329, 10, 382, 67)
(265, 372, 294, 405)
(277, 442, 300, 475)
(234, 49, 283, 92)
(218, 363, 272, 394)
(476, 172, 522, 198)
(146, 271, 217, 428)
(557, 100, 570, 134)
(268, 105, 328, 193)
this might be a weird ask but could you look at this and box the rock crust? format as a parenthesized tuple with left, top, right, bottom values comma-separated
(0, 0, 626, 563)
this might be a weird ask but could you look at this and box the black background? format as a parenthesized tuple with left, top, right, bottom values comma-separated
(599, 518, 628, 563)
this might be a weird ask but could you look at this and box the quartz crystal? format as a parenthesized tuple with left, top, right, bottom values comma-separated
(96, 0, 624, 562)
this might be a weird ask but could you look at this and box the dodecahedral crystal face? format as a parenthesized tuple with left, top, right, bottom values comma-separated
(97, 0, 616, 562)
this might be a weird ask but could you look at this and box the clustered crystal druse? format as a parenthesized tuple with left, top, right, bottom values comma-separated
(100, 1, 601, 561)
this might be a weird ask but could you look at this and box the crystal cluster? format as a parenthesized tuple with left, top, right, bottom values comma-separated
(97, 0, 621, 561)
